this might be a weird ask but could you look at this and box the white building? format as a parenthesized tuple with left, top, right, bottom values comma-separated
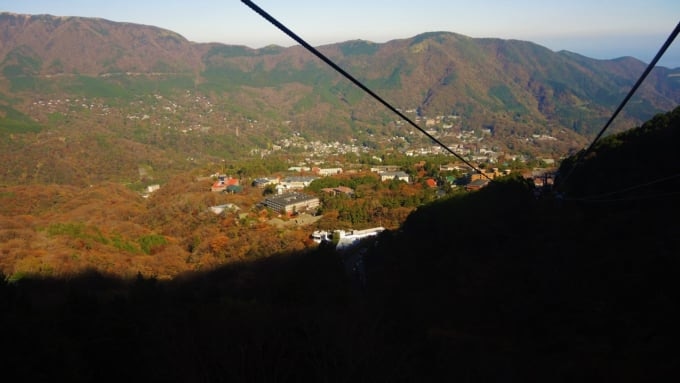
(315, 167, 343, 176)
(280, 176, 319, 190)
(379, 171, 410, 182)
(146, 184, 161, 193)
(311, 230, 332, 243)
(335, 227, 386, 250)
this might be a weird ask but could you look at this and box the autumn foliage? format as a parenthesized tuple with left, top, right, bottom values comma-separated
(1, 160, 454, 280)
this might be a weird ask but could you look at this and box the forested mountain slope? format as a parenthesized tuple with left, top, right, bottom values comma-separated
(1, 13, 680, 186)
(2, 106, 678, 382)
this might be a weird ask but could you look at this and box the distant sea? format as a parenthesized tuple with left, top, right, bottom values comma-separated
(540, 34, 680, 69)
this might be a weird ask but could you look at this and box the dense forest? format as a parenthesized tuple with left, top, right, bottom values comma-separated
(1, 107, 678, 381)
(0, 164, 448, 279)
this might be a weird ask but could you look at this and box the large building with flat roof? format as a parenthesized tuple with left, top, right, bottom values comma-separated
(262, 192, 320, 214)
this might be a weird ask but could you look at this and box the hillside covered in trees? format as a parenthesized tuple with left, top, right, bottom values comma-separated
(2, 13, 680, 188)
(2, 107, 678, 381)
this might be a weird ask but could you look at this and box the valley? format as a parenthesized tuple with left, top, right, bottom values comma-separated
(1, 12, 678, 279)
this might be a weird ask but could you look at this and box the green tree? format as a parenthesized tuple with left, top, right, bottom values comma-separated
(263, 184, 276, 195)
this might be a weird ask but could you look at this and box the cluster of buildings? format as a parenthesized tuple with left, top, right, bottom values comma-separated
(252, 175, 319, 194)
(249, 164, 417, 215)
(251, 134, 371, 159)
(210, 175, 242, 193)
(286, 166, 343, 176)
(207, 151, 532, 221)
(464, 167, 513, 191)
(368, 166, 410, 182)
(249, 166, 347, 195)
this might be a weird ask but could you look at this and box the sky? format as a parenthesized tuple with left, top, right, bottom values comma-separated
(1, 0, 679, 68)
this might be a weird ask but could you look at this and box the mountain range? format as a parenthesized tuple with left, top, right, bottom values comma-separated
(1, 14, 679, 379)
(1, 12, 679, 185)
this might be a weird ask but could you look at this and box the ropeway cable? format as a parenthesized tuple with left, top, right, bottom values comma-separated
(556, 20, 680, 191)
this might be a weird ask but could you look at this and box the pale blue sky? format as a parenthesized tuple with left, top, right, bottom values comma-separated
(1, 0, 679, 67)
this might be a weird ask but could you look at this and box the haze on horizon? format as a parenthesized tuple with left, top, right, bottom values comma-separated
(1, 0, 679, 68)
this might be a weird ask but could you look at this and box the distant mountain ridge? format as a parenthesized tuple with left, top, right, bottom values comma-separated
(1, 12, 679, 185)
(0, 13, 203, 75)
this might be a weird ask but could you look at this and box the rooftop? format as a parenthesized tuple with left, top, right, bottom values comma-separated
(264, 192, 318, 205)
